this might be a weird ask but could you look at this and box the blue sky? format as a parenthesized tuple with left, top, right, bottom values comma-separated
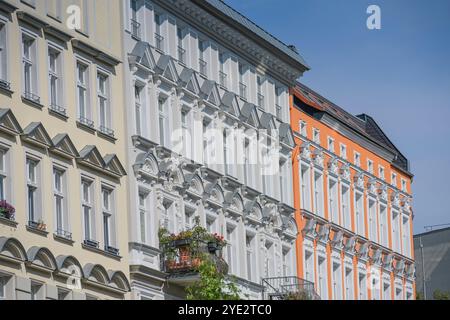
(224, 0, 450, 234)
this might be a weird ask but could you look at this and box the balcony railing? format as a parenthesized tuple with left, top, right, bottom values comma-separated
(239, 82, 247, 100)
(23, 91, 41, 104)
(262, 276, 320, 300)
(178, 46, 186, 64)
(105, 245, 120, 256)
(78, 116, 94, 128)
(55, 229, 72, 240)
(131, 19, 141, 40)
(155, 33, 164, 52)
(257, 93, 265, 109)
(83, 239, 99, 249)
(199, 59, 207, 76)
(28, 220, 47, 231)
(0, 79, 11, 90)
(98, 125, 115, 138)
(219, 71, 227, 88)
(50, 104, 67, 116)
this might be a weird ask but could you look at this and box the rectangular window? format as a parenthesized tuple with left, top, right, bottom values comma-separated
(198, 39, 207, 76)
(26, 158, 40, 225)
(57, 288, 70, 300)
(97, 72, 112, 136)
(313, 128, 320, 143)
(282, 249, 291, 277)
(81, 179, 95, 243)
(102, 187, 113, 249)
(367, 159, 374, 174)
(328, 137, 335, 153)
(304, 250, 315, 284)
(130, 0, 141, 39)
(392, 210, 400, 252)
(219, 51, 227, 88)
(48, 46, 64, 114)
(0, 22, 8, 87)
(257, 75, 264, 109)
(359, 272, 367, 300)
(402, 215, 411, 257)
(134, 84, 142, 135)
(391, 172, 397, 187)
(139, 192, 147, 244)
(380, 205, 388, 247)
(53, 167, 69, 238)
(226, 226, 237, 275)
(246, 235, 255, 282)
(181, 109, 191, 158)
(332, 262, 342, 300)
(401, 179, 407, 192)
(177, 27, 186, 64)
(300, 164, 312, 211)
(238, 62, 246, 100)
(317, 255, 328, 300)
(275, 87, 283, 120)
(355, 192, 365, 235)
(345, 267, 354, 300)
(379, 166, 385, 180)
(76, 61, 92, 126)
(354, 152, 361, 167)
(0, 276, 6, 299)
(30, 282, 43, 300)
(383, 282, 391, 300)
(328, 178, 339, 223)
(22, 32, 39, 102)
(368, 198, 377, 241)
(158, 97, 167, 147)
(299, 121, 307, 137)
(313, 171, 324, 217)
(154, 13, 164, 51)
(0, 148, 8, 201)
(341, 184, 351, 230)
(340, 143, 347, 160)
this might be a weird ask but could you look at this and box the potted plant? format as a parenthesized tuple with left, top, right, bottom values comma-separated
(0, 200, 15, 220)
(37, 219, 46, 231)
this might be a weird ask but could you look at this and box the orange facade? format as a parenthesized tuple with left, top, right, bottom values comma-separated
(290, 84, 415, 300)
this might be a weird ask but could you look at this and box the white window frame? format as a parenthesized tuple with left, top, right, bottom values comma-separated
(368, 197, 377, 242)
(101, 185, 115, 249)
(354, 152, 361, 167)
(341, 183, 351, 230)
(300, 163, 312, 211)
(53, 166, 69, 237)
(246, 233, 256, 282)
(81, 177, 95, 243)
(391, 172, 397, 187)
(401, 178, 407, 192)
(313, 170, 324, 217)
(344, 265, 354, 300)
(97, 70, 112, 135)
(328, 137, 335, 153)
(21, 30, 39, 101)
(379, 204, 388, 247)
(328, 177, 339, 223)
(367, 159, 374, 174)
(0, 19, 8, 85)
(312, 128, 320, 143)
(340, 143, 347, 160)
(26, 156, 41, 225)
(332, 259, 343, 300)
(48, 43, 64, 113)
(304, 248, 315, 284)
(0, 146, 9, 201)
(76, 59, 92, 126)
(317, 253, 328, 300)
(138, 190, 149, 244)
(299, 120, 307, 137)
(354, 191, 365, 236)
(378, 166, 385, 180)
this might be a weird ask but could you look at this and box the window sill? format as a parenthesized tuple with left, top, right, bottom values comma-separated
(48, 108, 69, 121)
(26, 225, 49, 237)
(81, 243, 122, 261)
(76, 120, 96, 134)
(53, 233, 75, 245)
(0, 216, 18, 228)
(22, 95, 44, 109)
(97, 130, 117, 143)
(0, 83, 13, 97)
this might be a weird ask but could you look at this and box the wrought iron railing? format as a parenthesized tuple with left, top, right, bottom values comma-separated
(0, 79, 11, 90)
(23, 91, 41, 104)
(78, 116, 94, 128)
(83, 239, 99, 249)
(98, 125, 115, 137)
(50, 104, 67, 116)
(261, 276, 319, 300)
(131, 19, 141, 39)
(55, 229, 72, 240)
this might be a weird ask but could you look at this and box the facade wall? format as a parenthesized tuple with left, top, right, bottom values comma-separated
(0, 0, 130, 300)
(291, 87, 415, 300)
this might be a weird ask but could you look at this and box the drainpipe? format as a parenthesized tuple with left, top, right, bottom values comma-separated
(419, 236, 426, 300)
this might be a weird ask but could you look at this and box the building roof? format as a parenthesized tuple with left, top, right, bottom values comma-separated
(195, 0, 309, 70)
(293, 82, 411, 173)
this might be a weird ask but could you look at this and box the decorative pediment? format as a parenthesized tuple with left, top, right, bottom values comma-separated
(179, 68, 200, 95)
(199, 80, 220, 106)
(278, 123, 295, 147)
(133, 151, 160, 181)
(225, 190, 244, 212)
(21, 122, 53, 148)
(281, 216, 298, 241)
(103, 154, 127, 178)
(220, 91, 240, 117)
(51, 134, 79, 159)
(155, 54, 178, 83)
(78, 145, 106, 170)
(184, 173, 204, 196)
(129, 41, 156, 71)
(239, 102, 260, 128)
(0, 109, 22, 136)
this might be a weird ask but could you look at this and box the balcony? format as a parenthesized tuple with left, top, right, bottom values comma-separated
(239, 82, 247, 100)
(130, 19, 141, 40)
(262, 276, 320, 300)
(155, 33, 164, 52)
(160, 225, 228, 286)
(257, 93, 265, 109)
(199, 59, 207, 77)
(219, 71, 227, 89)
(178, 46, 186, 64)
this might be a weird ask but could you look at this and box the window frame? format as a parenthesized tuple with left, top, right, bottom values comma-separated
(47, 43, 64, 113)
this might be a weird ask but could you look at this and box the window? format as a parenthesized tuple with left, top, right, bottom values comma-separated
(218, 51, 227, 88)
(226, 226, 237, 274)
(383, 282, 391, 300)
(300, 164, 312, 211)
(368, 198, 377, 241)
(257, 75, 264, 109)
(139, 192, 148, 244)
(275, 87, 283, 120)
(391, 172, 397, 187)
(354, 152, 361, 167)
(177, 27, 186, 64)
(57, 288, 70, 300)
(402, 215, 411, 257)
(380, 205, 388, 247)
(317, 255, 328, 300)
(328, 137, 335, 153)
(22, 32, 39, 102)
(31, 282, 43, 300)
(0, 276, 6, 299)
(130, 0, 141, 39)
(246, 235, 255, 282)
(367, 159, 374, 174)
(304, 250, 315, 283)
(392, 210, 400, 252)
(282, 249, 291, 277)
(102, 187, 113, 249)
(395, 287, 402, 300)
(279, 160, 291, 204)
(134, 84, 142, 135)
(328, 178, 339, 223)
(265, 242, 274, 278)
(48, 46, 64, 114)
(359, 272, 367, 300)
(312, 128, 320, 143)
(198, 39, 207, 76)
(27, 158, 40, 225)
(0, 148, 8, 201)
(344, 267, 354, 300)
(154, 13, 164, 51)
(401, 179, 407, 192)
(244, 138, 250, 186)
(238, 62, 246, 99)
(299, 121, 307, 137)
(355, 191, 365, 235)
(340, 144, 347, 160)
(332, 261, 342, 300)
(97, 72, 112, 136)
(313, 171, 324, 217)
(0, 22, 8, 86)
(181, 109, 191, 158)
(81, 179, 95, 243)
(341, 184, 351, 230)
(379, 166, 385, 180)
(54, 167, 69, 238)
(184, 207, 195, 230)
(158, 96, 167, 147)
(76, 61, 92, 126)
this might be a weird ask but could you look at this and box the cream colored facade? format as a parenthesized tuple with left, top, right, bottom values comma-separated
(0, 0, 130, 300)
